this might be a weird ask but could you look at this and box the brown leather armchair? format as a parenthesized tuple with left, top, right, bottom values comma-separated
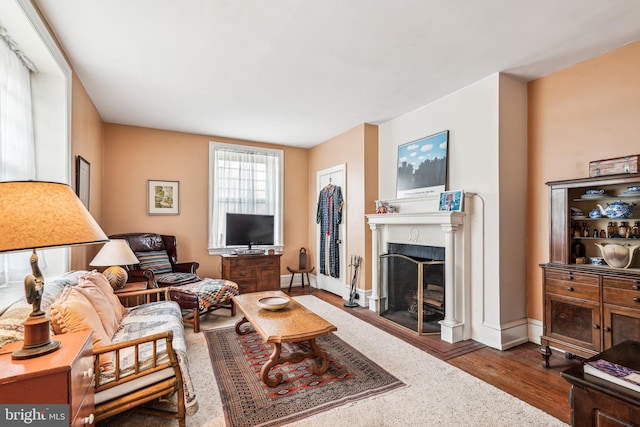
(109, 232, 200, 288)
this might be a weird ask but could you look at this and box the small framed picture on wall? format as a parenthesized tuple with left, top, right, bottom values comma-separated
(76, 155, 90, 208)
(148, 180, 179, 215)
(438, 190, 464, 212)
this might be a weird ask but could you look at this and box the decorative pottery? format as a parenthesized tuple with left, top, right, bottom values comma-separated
(588, 257, 605, 265)
(586, 189, 605, 195)
(594, 243, 640, 269)
(257, 296, 290, 311)
(628, 186, 640, 192)
(596, 201, 636, 219)
(588, 209, 602, 219)
(570, 207, 584, 217)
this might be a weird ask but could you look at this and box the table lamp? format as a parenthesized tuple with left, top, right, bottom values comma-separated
(0, 181, 108, 359)
(90, 239, 139, 289)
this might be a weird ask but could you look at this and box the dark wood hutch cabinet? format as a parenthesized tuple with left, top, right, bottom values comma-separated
(541, 173, 640, 368)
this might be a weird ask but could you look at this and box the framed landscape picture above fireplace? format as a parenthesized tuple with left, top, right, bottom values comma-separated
(396, 130, 448, 198)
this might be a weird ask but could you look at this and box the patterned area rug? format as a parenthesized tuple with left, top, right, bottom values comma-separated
(205, 326, 405, 427)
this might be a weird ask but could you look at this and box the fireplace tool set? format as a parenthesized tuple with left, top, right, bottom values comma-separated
(344, 255, 362, 308)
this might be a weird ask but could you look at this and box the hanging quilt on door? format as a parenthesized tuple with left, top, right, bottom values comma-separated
(316, 183, 344, 278)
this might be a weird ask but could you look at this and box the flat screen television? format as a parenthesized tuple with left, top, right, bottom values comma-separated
(225, 213, 274, 249)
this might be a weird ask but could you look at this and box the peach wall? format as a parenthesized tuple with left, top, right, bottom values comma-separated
(527, 41, 640, 320)
(101, 124, 309, 280)
(308, 124, 378, 291)
(70, 73, 105, 270)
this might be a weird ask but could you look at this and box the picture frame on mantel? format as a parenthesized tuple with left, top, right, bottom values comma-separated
(75, 155, 90, 208)
(148, 180, 179, 215)
(396, 130, 449, 198)
(438, 190, 463, 212)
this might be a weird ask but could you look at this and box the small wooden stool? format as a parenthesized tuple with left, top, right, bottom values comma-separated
(287, 247, 314, 292)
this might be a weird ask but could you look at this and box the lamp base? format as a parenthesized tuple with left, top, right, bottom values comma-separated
(104, 265, 129, 289)
(12, 314, 61, 359)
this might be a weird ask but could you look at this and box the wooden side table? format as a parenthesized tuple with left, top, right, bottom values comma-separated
(114, 281, 148, 306)
(561, 340, 640, 426)
(0, 330, 95, 426)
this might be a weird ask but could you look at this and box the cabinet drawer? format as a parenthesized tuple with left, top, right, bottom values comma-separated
(603, 287, 640, 309)
(546, 279, 599, 301)
(602, 275, 640, 290)
(545, 269, 599, 285)
(229, 256, 276, 268)
(231, 267, 257, 279)
(235, 280, 257, 293)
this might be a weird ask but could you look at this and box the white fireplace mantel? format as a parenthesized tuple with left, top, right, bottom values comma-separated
(366, 211, 470, 343)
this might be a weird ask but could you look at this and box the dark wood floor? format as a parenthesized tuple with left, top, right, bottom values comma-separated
(289, 287, 580, 425)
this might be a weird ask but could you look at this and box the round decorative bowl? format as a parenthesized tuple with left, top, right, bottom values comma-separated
(589, 257, 605, 265)
(257, 296, 290, 311)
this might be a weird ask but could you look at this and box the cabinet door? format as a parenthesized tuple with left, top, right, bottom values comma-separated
(603, 304, 640, 349)
(545, 294, 601, 352)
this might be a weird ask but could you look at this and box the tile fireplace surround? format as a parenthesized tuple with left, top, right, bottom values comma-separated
(366, 196, 470, 344)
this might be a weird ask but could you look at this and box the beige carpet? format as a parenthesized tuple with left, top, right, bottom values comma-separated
(98, 295, 567, 427)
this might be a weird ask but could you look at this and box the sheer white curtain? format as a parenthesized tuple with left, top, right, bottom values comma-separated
(0, 33, 37, 284)
(208, 142, 283, 251)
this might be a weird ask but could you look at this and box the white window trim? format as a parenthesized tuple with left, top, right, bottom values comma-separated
(208, 141, 284, 255)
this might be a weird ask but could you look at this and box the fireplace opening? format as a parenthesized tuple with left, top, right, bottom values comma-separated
(380, 243, 445, 334)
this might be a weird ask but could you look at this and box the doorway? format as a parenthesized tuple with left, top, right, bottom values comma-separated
(315, 164, 347, 298)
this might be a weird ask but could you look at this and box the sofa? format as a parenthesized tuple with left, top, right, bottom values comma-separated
(0, 270, 196, 426)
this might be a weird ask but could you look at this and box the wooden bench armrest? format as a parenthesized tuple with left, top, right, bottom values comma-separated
(115, 288, 171, 306)
(93, 331, 181, 393)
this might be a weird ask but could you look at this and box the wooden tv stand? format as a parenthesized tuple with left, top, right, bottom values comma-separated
(221, 253, 282, 294)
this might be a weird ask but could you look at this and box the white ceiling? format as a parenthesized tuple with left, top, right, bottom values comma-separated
(34, 0, 640, 148)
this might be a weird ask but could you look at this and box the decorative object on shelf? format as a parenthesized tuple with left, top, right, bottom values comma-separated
(147, 179, 179, 215)
(571, 207, 584, 217)
(375, 200, 396, 214)
(619, 221, 630, 238)
(596, 200, 636, 219)
(0, 181, 108, 359)
(89, 239, 139, 289)
(581, 192, 608, 199)
(619, 186, 640, 197)
(589, 208, 603, 219)
(589, 154, 639, 177)
(594, 243, 640, 269)
(396, 130, 448, 198)
(589, 256, 605, 265)
(586, 189, 605, 195)
(438, 190, 463, 212)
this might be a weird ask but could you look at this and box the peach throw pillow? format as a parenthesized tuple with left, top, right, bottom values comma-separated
(75, 282, 120, 338)
(50, 286, 112, 365)
(79, 270, 128, 322)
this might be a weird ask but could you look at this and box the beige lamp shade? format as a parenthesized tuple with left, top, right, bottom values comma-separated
(0, 181, 108, 252)
(90, 239, 139, 289)
(0, 181, 109, 359)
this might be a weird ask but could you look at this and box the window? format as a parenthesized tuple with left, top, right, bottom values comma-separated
(0, 1, 72, 295)
(208, 142, 283, 253)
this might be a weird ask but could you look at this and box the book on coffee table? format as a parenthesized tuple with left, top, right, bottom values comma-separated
(584, 357, 640, 393)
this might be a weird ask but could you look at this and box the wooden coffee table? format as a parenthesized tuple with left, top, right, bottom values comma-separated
(233, 290, 337, 387)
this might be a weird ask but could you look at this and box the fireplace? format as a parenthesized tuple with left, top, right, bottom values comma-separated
(366, 209, 469, 343)
(381, 243, 445, 334)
